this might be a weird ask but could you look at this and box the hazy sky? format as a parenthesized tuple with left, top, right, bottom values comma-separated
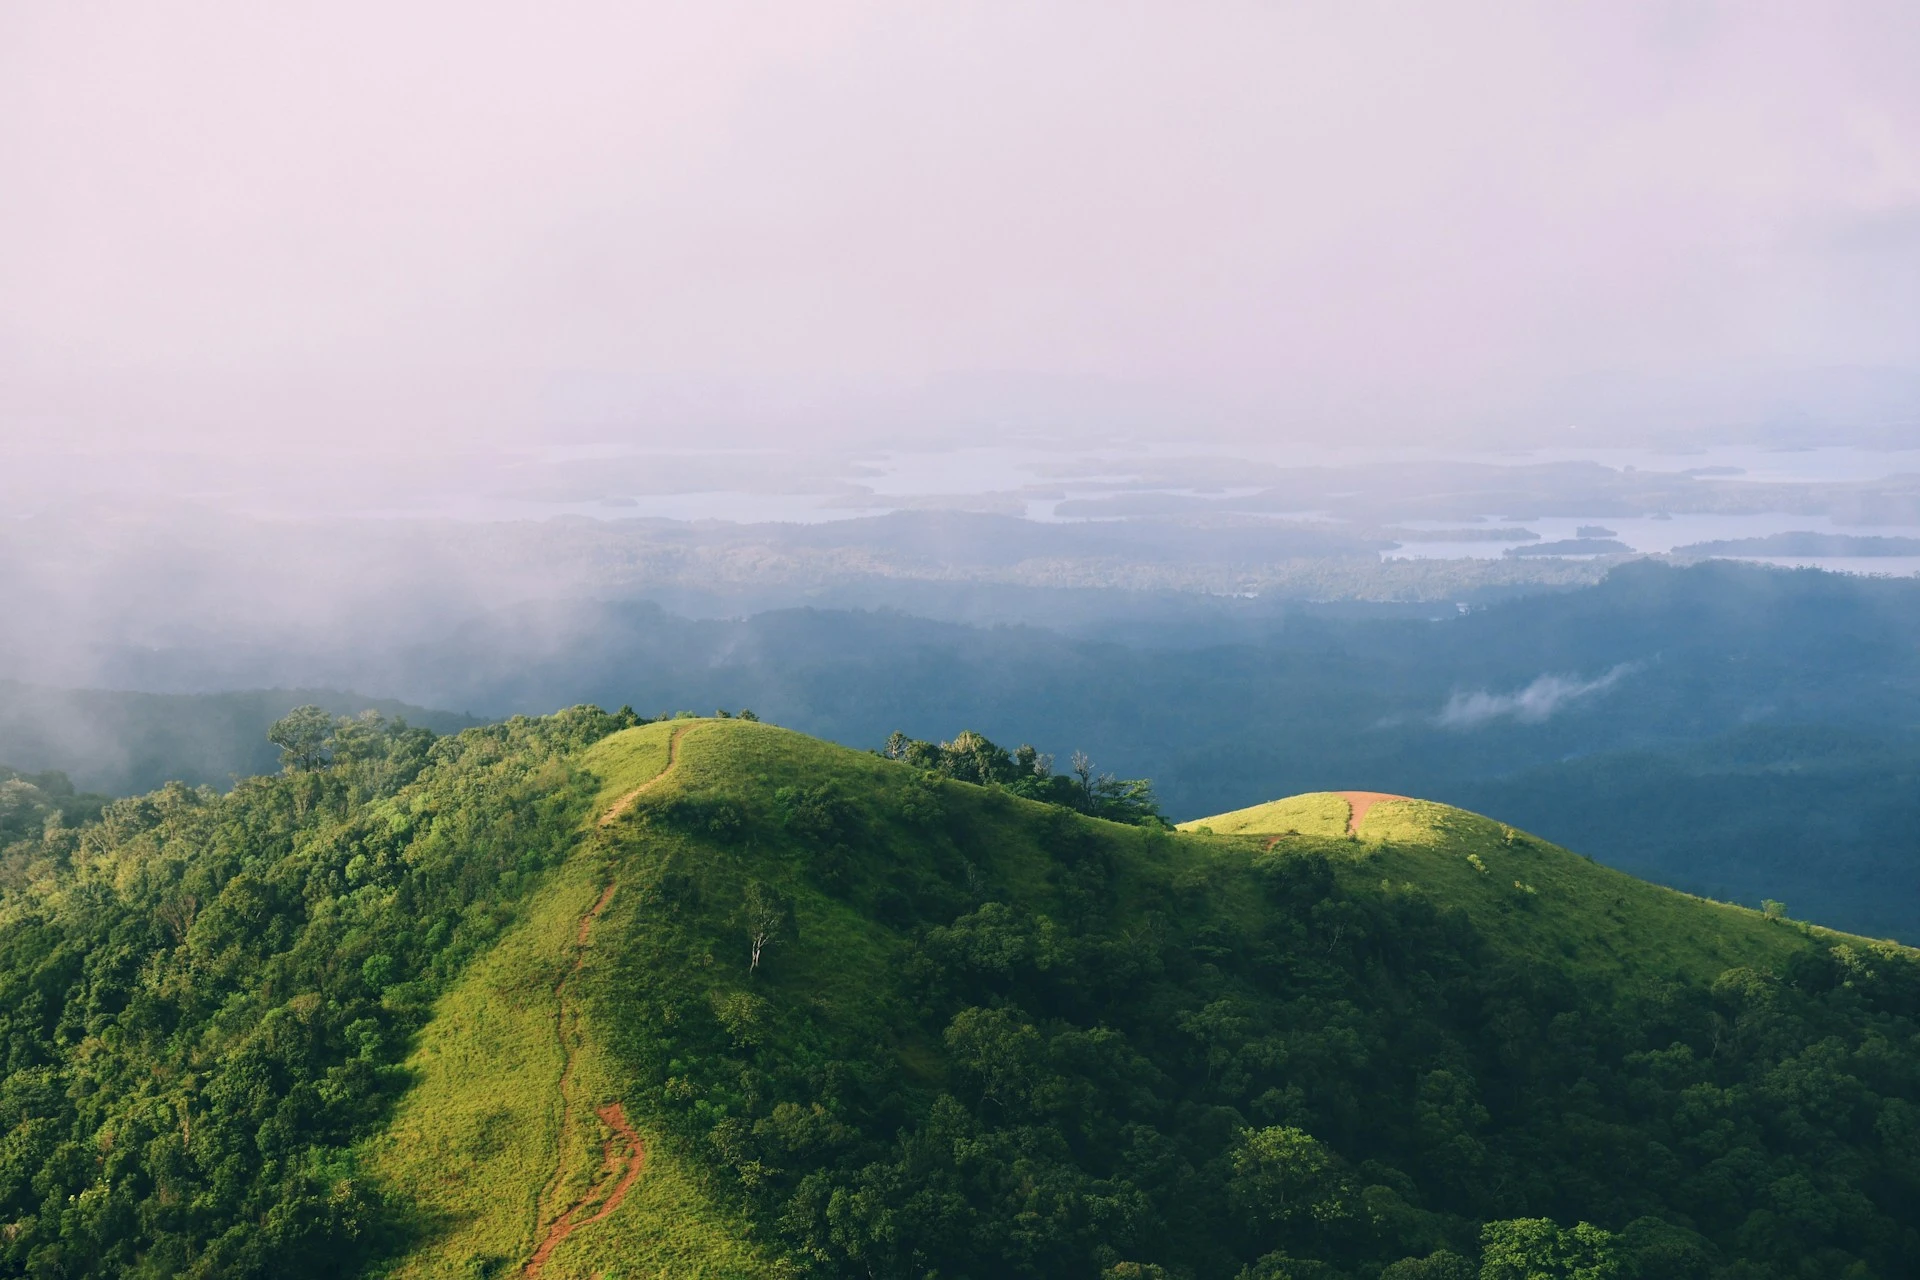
(4, 1, 1919, 450)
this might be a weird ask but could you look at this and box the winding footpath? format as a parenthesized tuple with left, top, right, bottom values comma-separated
(522, 723, 695, 1278)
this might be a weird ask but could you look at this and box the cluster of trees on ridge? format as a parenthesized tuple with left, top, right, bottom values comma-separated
(881, 727, 1166, 827)
(0, 704, 1915, 1278)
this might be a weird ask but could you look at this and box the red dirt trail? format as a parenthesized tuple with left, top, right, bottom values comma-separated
(522, 883, 634, 1278)
(522, 724, 694, 1276)
(1335, 791, 1410, 835)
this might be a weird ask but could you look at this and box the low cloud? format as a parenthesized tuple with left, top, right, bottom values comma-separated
(1436, 664, 1637, 729)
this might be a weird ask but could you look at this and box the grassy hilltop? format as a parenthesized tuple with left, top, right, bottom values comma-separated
(0, 711, 1916, 1279)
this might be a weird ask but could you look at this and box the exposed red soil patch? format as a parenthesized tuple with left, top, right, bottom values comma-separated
(1335, 791, 1411, 835)
(522, 1100, 644, 1277)
(575, 883, 615, 947)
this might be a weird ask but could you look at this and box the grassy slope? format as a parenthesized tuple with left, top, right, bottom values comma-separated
(1181, 792, 1831, 987)
(364, 721, 778, 1279)
(367, 722, 1900, 1278)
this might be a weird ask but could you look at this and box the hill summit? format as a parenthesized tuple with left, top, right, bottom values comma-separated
(0, 711, 1915, 1279)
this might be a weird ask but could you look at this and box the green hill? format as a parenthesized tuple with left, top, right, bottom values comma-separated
(1179, 792, 1818, 987)
(1, 711, 1916, 1279)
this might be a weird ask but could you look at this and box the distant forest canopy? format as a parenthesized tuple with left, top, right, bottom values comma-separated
(2, 561, 1917, 938)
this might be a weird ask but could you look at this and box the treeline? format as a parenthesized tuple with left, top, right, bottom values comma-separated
(882, 727, 1166, 826)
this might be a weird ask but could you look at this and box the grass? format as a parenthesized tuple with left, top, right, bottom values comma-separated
(1185, 792, 1356, 839)
(1180, 789, 1884, 987)
(362, 845, 592, 1277)
(579, 719, 681, 814)
(364, 721, 781, 1279)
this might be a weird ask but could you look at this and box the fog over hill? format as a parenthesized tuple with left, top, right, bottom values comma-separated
(0, 684, 477, 795)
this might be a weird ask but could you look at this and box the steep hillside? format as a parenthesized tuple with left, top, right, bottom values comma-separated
(1, 712, 1916, 1279)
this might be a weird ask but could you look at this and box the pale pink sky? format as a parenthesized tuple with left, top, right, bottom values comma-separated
(3, 1, 1918, 449)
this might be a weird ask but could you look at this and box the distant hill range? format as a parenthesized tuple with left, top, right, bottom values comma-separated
(1673, 531, 1920, 557)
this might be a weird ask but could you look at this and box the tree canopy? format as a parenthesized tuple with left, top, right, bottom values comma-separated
(882, 727, 1167, 826)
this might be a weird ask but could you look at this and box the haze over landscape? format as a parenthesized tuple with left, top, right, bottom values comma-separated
(7, 2, 1920, 452)
(3, 4, 1919, 1279)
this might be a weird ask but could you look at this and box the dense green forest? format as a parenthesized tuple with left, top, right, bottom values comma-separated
(0, 707, 632, 1276)
(1, 709, 1915, 1277)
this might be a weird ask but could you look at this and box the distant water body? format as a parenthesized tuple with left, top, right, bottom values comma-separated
(444, 441, 1920, 576)
(12, 438, 1917, 576)
(451, 439, 1920, 521)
